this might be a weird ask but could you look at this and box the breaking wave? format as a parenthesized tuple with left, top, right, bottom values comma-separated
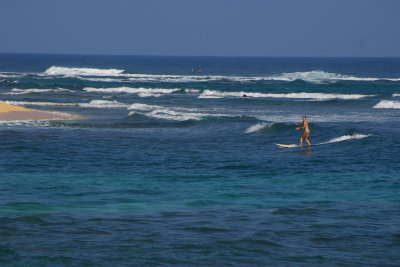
(41, 67, 400, 84)
(44, 66, 125, 76)
(199, 90, 373, 100)
(245, 123, 273, 133)
(5, 88, 73, 95)
(128, 103, 205, 121)
(127, 103, 234, 121)
(5, 100, 127, 109)
(373, 100, 400, 109)
(5, 101, 75, 107)
(320, 133, 372, 144)
(83, 87, 180, 96)
(78, 100, 128, 108)
(264, 71, 400, 83)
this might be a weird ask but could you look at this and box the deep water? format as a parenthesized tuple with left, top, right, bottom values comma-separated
(0, 54, 400, 266)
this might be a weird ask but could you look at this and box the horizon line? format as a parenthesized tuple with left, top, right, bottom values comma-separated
(1, 52, 399, 59)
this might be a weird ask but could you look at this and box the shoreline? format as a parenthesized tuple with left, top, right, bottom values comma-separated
(0, 101, 78, 121)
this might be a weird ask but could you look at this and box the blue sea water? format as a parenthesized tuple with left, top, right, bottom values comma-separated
(0, 54, 400, 266)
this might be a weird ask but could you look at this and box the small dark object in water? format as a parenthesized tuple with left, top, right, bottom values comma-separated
(242, 94, 248, 97)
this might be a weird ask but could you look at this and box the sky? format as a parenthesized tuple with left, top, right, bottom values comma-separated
(0, 0, 399, 57)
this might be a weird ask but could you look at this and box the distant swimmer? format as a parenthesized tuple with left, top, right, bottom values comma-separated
(242, 94, 248, 97)
(295, 116, 311, 146)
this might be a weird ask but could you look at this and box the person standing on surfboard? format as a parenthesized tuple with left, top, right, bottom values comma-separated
(295, 116, 311, 146)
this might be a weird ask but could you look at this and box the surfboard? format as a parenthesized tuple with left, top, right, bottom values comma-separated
(275, 143, 300, 148)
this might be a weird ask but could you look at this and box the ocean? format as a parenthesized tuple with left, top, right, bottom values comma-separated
(0, 54, 399, 266)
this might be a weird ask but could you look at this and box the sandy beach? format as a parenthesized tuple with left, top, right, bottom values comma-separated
(0, 101, 73, 121)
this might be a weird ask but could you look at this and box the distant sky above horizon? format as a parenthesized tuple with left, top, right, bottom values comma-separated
(1, 0, 399, 57)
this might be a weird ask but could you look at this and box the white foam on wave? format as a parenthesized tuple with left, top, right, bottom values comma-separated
(5, 88, 73, 95)
(199, 90, 372, 100)
(373, 100, 400, 109)
(82, 77, 127, 82)
(137, 92, 163, 97)
(128, 76, 213, 83)
(5, 101, 75, 107)
(392, 93, 400, 97)
(245, 122, 273, 133)
(42, 67, 400, 83)
(126, 71, 400, 83)
(266, 71, 347, 83)
(78, 100, 128, 108)
(128, 103, 160, 111)
(83, 87, 180, 96)
(265, 71, 400, 83)
(78, 75, 206, 83)
(128, 103, 202, 121)
(320, 133, 372, 144)
(43, 66, 125, 76)
(5, 100, 127, 109)
(185, 89, 201, 93)
(0, 73, 22, 78)
(127, 103, 230, 121)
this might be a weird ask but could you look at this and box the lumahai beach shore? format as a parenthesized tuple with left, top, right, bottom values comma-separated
(0, 101, 75, 121)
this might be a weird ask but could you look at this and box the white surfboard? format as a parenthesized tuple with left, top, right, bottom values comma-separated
(275, 143, 300, 148)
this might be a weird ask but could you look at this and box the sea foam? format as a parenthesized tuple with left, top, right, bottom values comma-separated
(199, 90, 372, 100)
(264, 71, 400, 83)
(42, 67, 400, 84)
(44, 66, 125, 76)
(83, 87, 180, 95)
(79, 100, 128, 108)
(5, 100, 127, 109)
(127, 103, 231, 121)
(6, 88, 73, 95)
(128, 103, 204, 121)
(320, 134, 372, 144)
(5, 101, 75, 107)
(373, 100, 400, 109)
(245, 123, 273, 133)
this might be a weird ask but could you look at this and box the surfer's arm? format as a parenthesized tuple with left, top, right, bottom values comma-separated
(296, 123, 305, 130)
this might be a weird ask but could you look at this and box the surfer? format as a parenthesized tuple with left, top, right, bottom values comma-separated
(295, 116, 311, 146)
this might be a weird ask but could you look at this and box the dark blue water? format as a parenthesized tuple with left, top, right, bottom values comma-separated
(1, 54, 400, 266)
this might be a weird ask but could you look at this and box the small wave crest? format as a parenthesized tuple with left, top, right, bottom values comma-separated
(265, 70, 400, 83)
(5, 101, 75, 107)
(199, 90, 372, 100)
(79, 100, 128, 108)
(245, 123, 273, 133)
(320, 133, 372, 144)
(128, 103, 205, 121)
(267, 71, 348, 83)
(5, 88, 73, 95)
(127, 103, 236, 121)
(83, 87, 180, 96)
(373, 100, 400, 109)
(43, 66, 125, 76)
(5, 100, 127, 109)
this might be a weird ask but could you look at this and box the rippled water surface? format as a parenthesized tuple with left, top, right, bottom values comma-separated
(0, 54, 400, 266)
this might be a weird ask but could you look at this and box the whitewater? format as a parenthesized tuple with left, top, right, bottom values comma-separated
(40, 66, 400, 84)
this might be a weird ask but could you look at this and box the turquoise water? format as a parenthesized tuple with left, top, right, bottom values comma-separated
(0, 54, 400, 266)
